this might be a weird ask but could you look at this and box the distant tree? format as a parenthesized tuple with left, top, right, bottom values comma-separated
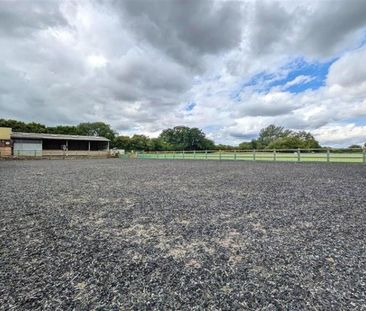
(77, 122, 116, 141)
(293, 131, 321, 149)
(267, 131, 321, 149)
(159, 126, 214, 150)
(114, 136, 131, 150)
(239, 140, 257, 150)
(214, 144, 236, 150)
(267, 136, 306, 149)
(257, 124, 293, 148)
(47, 125, 79, 135)
(348, 144, 362, 149)
(129, 134, 150, 151)
(238, 127, 321, 150)
(0, 119, 47, 133)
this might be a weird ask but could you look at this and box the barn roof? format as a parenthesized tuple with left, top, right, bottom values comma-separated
(11, 132, 110, 142)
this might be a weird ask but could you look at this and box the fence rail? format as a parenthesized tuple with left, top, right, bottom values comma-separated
(136, 148, 366, 164)
(0, 149, 111, 158)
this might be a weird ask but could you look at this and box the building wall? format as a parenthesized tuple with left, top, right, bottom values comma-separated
(13, 139, 42, 157)
(0, 127, 11, 140)
(42, 150, 110, 157)
(0, 145, 12, 157)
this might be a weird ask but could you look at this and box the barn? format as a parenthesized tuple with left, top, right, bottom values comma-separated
(0, 127, 110, 158)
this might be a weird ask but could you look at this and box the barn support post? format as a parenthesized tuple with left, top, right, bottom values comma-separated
(65, 140, 68, 158)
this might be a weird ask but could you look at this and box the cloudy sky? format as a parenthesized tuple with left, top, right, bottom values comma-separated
(1, 0, 366, 146)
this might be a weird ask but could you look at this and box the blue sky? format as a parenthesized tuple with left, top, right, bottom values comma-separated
(231, 58, 335, 100)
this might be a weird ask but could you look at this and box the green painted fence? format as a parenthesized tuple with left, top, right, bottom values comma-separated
(135, 148, 366, 164)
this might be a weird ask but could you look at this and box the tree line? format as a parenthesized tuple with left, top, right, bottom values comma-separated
(1, 119, 364, 150)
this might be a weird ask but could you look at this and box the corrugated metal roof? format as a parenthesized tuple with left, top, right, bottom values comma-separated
(11, 132, 110, 142)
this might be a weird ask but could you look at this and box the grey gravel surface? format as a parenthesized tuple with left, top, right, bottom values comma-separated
(1, 159, 366, 310)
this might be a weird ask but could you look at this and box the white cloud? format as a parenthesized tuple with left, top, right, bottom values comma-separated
(313, 124, 366, 146)
(282, 75, 315, 89)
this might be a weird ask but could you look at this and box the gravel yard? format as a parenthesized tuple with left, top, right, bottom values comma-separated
(1, 159, 366, 310)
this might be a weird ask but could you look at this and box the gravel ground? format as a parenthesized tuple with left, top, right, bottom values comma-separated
(1, 159, 366, 310)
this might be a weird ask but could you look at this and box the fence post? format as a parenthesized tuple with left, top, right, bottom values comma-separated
(234, 150, 237, 160)
(183, 150, 185, 159)
(363, 148, 365, 164)
(219, 150, 222, 161)
(297, 148, 301, 162)
(194, 150, 196, 160)
(327, 148, 330, 163)
(273, 149, 276, 161)
(156, 151, 158, 159)
(253, 149, 256, 161)
(205, 150, 208, 160)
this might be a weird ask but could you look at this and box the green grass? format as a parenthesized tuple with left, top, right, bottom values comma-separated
(138, 151, 365, 163)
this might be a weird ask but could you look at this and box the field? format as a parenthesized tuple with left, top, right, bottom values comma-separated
(1, 159, 366, 309)
(140, 150, 366, 163)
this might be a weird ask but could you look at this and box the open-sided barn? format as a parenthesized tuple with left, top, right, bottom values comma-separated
(0, 127, 110, 158)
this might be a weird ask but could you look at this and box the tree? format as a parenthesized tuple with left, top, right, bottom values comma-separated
(0, 119, 47, 133)
(348, 144, 362, 149)
(77, 122, 116, 141)
(114, 136, 131, 150)
(47, 125, 79, 135)
(159, 126, 214, 150)
(293, 131, 321, 149)
(267, 131, 321, 149)
(129, 134, 150, 151)
(239, 140, 257, 150)
(257, 124, 292, 148)
(267, 136, 306, 149)
(239, 127, 321, 150)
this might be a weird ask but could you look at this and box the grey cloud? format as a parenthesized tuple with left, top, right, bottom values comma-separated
(0, 1, 67, 37)
(228, 132, 256, 140)
(240, 103, 295, 117)
(300, 0, 366, 57)
(113, 0, 244, 70)
(249, 0, 366, 59)
(250, 1, 294, 55)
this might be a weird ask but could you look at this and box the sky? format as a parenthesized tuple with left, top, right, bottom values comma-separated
(0, 0, 366, 147)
